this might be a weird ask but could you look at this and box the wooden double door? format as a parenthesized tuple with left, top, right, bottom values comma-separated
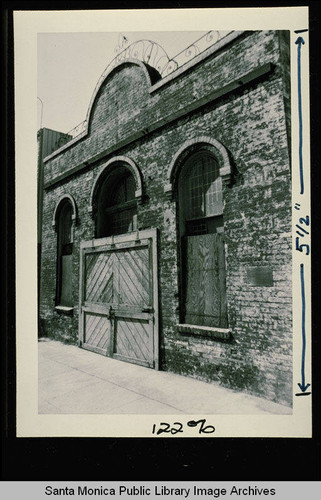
(79, 230, 158, 369)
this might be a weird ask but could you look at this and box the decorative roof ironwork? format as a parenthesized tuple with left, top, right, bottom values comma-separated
(63, 31, 233, 142)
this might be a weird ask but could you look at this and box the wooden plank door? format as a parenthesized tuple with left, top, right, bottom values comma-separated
(79, 230, 158, 369)
(184, 233, 228, 328)
(112, 245, 154, 367)
(81, 250, 114, 355)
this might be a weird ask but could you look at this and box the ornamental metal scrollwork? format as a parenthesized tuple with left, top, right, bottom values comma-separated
(63, 31, 232, 143)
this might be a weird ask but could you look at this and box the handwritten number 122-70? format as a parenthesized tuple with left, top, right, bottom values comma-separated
(152, 419, 215, 435)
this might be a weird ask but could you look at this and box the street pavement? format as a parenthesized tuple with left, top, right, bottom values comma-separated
(38, 338, 292, 415)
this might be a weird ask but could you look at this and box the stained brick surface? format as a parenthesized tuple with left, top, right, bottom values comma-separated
(39, 31, 292, 406)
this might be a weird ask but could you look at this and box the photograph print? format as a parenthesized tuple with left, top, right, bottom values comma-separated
(37, 29, 293, 418)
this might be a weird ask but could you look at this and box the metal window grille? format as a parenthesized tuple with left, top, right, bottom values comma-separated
(109, 208, 137, 236)
(111, 174, 136, 206)
(102, 171, 138, 237)
(57, 202, 73, 306)
(184, 153, 222, 220)
(187, 221, 208, 235)
(60, 203, 72, 246)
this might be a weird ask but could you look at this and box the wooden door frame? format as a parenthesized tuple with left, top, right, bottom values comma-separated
(78, 228, 159, 370)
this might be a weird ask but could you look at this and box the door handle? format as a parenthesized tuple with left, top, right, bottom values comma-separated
(107, 305, 115, 319)
(141, 307, 154, 313)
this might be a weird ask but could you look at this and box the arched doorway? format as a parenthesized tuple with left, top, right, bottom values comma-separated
(79, 161, 159, 369)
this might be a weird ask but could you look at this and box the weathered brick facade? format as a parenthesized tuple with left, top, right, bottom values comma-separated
(39, 30, 292, 406)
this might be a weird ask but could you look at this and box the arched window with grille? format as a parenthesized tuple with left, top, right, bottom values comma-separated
(96, 167, 138, 238)
(56, 201, 73, 307)
(178, 150, 228, 328)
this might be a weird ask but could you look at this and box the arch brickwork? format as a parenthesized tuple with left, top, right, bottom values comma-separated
(164, 136, 233, 197)
(52, 194, 78, 234)
(88, 156, 144, 217)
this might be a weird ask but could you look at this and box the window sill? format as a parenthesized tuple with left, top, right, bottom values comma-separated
(176, 323, 231, 340)
(55, 305, 74, 316)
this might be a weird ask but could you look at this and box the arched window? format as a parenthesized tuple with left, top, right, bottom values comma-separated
(56, 201, 73, 307)
(178, 151, 228, 328)
(179, 151, 223, 235)
(96, 167, 138, 238)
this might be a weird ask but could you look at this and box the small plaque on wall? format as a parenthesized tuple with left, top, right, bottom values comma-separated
(247, 266, 273, 287)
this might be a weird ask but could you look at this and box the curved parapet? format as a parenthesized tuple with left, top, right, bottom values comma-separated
(67, 40, 168, 141)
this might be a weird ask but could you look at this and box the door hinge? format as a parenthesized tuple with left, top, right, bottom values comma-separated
(141, 306, 154, 313)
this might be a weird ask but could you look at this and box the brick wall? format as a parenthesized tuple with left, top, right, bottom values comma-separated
(40, 30, 292, 406)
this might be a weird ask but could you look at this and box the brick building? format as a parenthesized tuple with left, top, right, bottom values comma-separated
(39, 30, 292, 407)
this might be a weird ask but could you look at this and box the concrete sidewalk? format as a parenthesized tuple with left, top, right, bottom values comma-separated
(38, 338, 292, 415)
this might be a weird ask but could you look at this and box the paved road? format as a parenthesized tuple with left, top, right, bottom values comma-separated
(39, 338, 292, 415)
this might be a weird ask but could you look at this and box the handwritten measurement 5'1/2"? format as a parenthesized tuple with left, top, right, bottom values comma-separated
(152, 419, 215, 435)
(294, 206, 310, 256)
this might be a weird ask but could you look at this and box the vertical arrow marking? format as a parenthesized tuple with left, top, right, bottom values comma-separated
(295, 36, 310, 397)
(295, 36, 305, 195)
(297, 263, 310, 393)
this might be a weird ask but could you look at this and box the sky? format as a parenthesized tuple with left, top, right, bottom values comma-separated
(37, 31, 206, 134)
